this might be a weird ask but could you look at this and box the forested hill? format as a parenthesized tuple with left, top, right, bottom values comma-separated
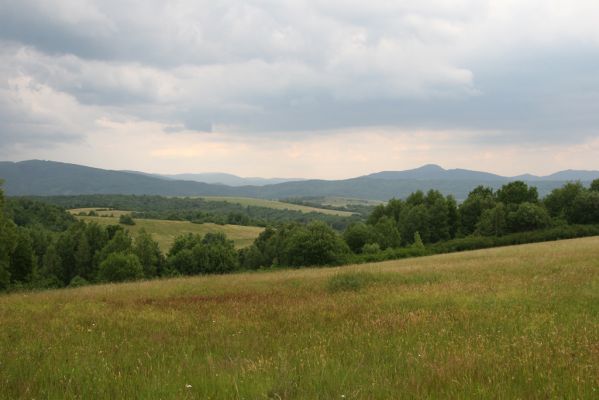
(1, 160, 598, 201)
(0, 160, 242, 197)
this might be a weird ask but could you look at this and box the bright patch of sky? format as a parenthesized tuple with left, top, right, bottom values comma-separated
(0, 0, 598, 178)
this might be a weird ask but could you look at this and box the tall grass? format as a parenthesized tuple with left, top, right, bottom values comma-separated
(1, 237, 598, 399)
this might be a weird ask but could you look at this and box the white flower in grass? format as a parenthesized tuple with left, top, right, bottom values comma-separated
(185, 384, 192, 388)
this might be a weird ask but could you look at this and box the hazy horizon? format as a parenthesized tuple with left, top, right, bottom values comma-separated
(5, 159, 599, 181)
(1, 1, 598, 179)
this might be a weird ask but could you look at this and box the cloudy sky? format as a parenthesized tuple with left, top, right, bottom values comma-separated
(1, 0, 598, 178)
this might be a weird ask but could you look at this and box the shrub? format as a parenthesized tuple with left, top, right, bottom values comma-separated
(98, 253, 143, 282)
(343, 222, 376, 253)
(362, 242, 381, 254)
(431, 225, 599, 254)
(281, 221, 350, 267)
(506, 202, 551, 232)
(119, 214, 136, 225)
(68, 275, 89, 287)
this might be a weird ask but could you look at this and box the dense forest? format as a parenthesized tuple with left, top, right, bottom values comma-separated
(1, 179, 599, 292)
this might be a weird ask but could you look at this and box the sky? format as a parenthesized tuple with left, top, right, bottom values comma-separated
(1, 0, 598, 179)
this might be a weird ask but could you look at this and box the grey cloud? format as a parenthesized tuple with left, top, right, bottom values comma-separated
(1, 0, 599, 151)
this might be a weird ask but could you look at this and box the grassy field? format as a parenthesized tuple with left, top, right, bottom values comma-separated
(1, 237, 598, 399)
(74, 214, 263, 251)
(201, 196, 355, 217)
(319, 197, 384, 207)
(70, 207, 130, 217)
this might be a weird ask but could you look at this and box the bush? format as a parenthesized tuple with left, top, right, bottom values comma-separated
(431, 225, 599, 254)
(119, 214, 135, 225)
(281, 221, 350, 267)
(98, 253, 143, 282)
(166, 232, 238, 275)
(68, 275, 89, 288)
(343, 222, 376, 253)
(362, 243, 381, 254)
(506, 202, 551, 232)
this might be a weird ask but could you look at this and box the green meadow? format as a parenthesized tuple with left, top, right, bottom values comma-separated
(200, 196, 355, 217)
(1, 237, 598, 399)
(73, 213, 263, 251)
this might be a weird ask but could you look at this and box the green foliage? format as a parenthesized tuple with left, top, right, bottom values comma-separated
(192, 233, 239, 274)
(591, 179, 599, 192)
(497, 181, 539, 206)
(68, 275, 89, 288)
(4, 198, 75, 231)
(74, 234, 92, 280)
(458, 186, 496, 235)
(98, 253, 144, 283)
(0, 183, 17, 289)
(343, 222, 376, 253)
(372, 216, 401, 249)
(39, 245, 62, 286)
(426, 190, 450, 242)
(370, 191, 454, 246)
(568, 190, 599, 224)
(281, 221, 350, 267)
(361, 242, 381, 254)
(119, 214, 136, 225)
(31, 194, 360, 230)
(446, 195, 459, 238)
(412, 232, 425, 250)
(431, 224, 599, 254)
(544, 182, 584, 218)
(399, 204, 430, 244)
(167, 232, 238, 275)
(4, 178, 599, 293)
(9, 228, 35, 284)
(507, 202, 551, 232)
(476, 203, 508, 236)
(134, 229, 163, 277)
(95, 230, 133, 266)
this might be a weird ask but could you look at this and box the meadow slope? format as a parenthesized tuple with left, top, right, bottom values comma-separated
(74, 214, 263, 251)
(199, 196, 355, 216)
(1, 237, 598, 399)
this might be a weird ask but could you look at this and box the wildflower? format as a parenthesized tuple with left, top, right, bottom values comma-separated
(186, 384, 192, 388)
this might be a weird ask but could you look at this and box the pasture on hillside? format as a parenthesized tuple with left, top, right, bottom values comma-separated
(73, 213, 263, 251)
(200, 196, 355, 217)
(1, 237, 598, 398)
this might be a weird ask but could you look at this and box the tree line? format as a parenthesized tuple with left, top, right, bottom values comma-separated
(25, 194, 361, 230)
(1, 179, 599, 292)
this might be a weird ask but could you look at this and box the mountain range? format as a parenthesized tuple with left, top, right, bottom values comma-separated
(1, 160, 598, 201)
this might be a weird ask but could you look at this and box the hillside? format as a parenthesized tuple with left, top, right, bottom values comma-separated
(200, 196, 354, 216)
(1, 237, 598, 398)
(73, 213, 263, 251)
(0, 160, 241, 197)
(2, 160, 598, 201)
(163, 173, 305, 186)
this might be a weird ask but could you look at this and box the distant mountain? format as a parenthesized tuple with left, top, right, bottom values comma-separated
(0, 160, 241, 197)
(365, 164, 506, 181)
(543, 169, 599, 181)
(365, 164, 599, 182)
(161, 173, 305, 186)
(1, 160, 598, 201)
